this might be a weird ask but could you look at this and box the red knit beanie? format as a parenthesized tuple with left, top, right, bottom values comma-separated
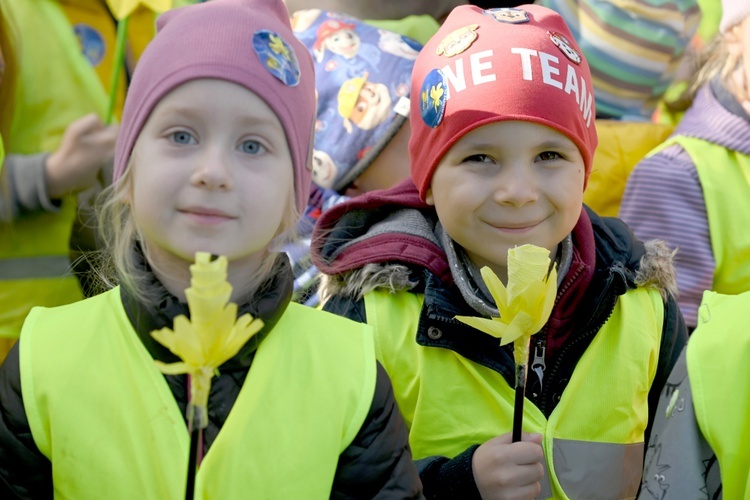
(113, 0, 316, 214)
(409, 4, 598, 200)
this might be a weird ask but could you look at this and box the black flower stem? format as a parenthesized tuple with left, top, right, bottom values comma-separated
(512, 363, 528, 443)
(185, 427, 200, 500)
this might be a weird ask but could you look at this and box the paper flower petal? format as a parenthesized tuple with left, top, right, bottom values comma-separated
(150, 252, 264, 429)
(454, 244, 557, 366)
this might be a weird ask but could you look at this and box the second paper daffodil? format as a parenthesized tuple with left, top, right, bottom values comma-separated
(455, 244, 557, 364)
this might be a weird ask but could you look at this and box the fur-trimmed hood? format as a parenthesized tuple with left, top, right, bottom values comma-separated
(312, 179, 677, 308)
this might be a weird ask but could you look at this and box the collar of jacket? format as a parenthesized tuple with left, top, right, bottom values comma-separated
(312, 178, 452, 283)
(120, 249, 294, 370)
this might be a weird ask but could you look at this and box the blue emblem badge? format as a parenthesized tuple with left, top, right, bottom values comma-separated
(73, 24, 105, 67)
(419, 69, 448, 129)
(482, 8, 530, 24)
(253, 30, 301, 87)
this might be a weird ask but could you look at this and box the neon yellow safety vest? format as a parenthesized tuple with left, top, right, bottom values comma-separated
(0, 0, 151, 339)
(688, 290, 750, 499)
(366, 287, 663, 499)
(651, 136, 750, 298)
(20, 288, 376, 498)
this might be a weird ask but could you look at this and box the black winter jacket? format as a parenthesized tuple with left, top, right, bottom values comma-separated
(0, 254, 423, 499)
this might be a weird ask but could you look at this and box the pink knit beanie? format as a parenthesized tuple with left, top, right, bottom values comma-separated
(409, 5, 598, 200)
(113, 0, 316, 214)
(720, 0, 750, 33)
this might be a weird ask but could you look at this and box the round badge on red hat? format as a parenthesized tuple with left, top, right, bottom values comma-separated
(549, 31, 581, 65)
(419, 68, 449, 128)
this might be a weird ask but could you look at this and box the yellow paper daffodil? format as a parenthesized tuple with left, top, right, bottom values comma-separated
(106, 0, 171, 21)
(151, 252, 263, 428)
(455, 244, 557, 365)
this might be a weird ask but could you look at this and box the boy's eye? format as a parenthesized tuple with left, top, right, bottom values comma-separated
(171, 131, 195, 144)
(463, 154, 494, 163)
(538, 151, 562, 161)
(241, 140, 265, 155)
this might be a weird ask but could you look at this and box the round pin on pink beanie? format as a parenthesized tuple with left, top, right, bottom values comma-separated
(113, 0, 316, 214)
(409, 4, 598, 201)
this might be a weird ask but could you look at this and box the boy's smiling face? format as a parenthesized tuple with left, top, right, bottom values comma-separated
(425, 120, 584, 281)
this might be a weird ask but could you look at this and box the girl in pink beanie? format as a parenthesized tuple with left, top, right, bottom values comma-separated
(312, 4, 687, 498)
(0, 0, 422, 497)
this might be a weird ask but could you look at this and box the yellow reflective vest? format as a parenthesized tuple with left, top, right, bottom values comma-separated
(688, 290, 750, 499)
(656, 136, 750, 298)
(20, 287, 377, 498)
(0, 0, 155, 340)
(365, 286, 663, 499)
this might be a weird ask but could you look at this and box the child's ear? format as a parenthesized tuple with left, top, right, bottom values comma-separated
(115, 176, 134, 206)
(424, 187, 435, 206)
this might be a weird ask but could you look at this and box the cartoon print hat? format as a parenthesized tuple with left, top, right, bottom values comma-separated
(410, 4, 598, 201)
(113, 0, 316, 214)
(721, 0, 750, 33)
(538, 0, 700, 120)
(292, 10, 421, 192)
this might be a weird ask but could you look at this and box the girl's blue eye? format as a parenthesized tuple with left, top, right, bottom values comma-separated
(171, 131, 194, 144)
(241, 140, 264, 154)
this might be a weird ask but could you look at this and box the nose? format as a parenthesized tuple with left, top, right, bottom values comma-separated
(190, 145, 232, 190)
(493, 162, 538, 207)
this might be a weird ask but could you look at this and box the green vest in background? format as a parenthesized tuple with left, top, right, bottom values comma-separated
(21, 288, 376, 498)
(657, 136, 750, 298)
(688, 290, 750, 499)
(366, 286, 663, 499)
(0, 0, 110, 338)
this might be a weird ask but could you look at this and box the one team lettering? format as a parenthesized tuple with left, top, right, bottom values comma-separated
(440, 47, 593, 128)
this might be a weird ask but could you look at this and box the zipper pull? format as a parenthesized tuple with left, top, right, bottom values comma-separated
(531, 338, 546, 394)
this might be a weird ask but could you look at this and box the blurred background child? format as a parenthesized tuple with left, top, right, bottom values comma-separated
(620, 0, 750, 330)
(287, 10, 420, 306)
(0, 0, 161, 362)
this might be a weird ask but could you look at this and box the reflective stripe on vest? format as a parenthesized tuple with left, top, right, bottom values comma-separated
(688, 290, 750, 499)
(649, 136, 750, 297)
(20, 288, 376, 498)
(366, 287, 663, 499)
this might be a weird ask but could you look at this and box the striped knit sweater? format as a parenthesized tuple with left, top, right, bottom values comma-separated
(619, 80, 750, 328)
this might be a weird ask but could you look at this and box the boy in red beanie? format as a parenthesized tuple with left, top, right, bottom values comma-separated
(312, 4, 687, 498)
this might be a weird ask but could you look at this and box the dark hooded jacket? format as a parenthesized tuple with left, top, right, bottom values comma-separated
(311, 179, 688, 499)
(0, 253, 423, 499)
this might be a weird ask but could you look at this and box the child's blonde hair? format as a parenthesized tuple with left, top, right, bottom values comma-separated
(667, 23, 747, 112)
(92, 156, 300, 305)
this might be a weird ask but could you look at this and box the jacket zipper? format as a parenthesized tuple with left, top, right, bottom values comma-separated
(530, 266, 584, 397)
(538, 269, 624, 416)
